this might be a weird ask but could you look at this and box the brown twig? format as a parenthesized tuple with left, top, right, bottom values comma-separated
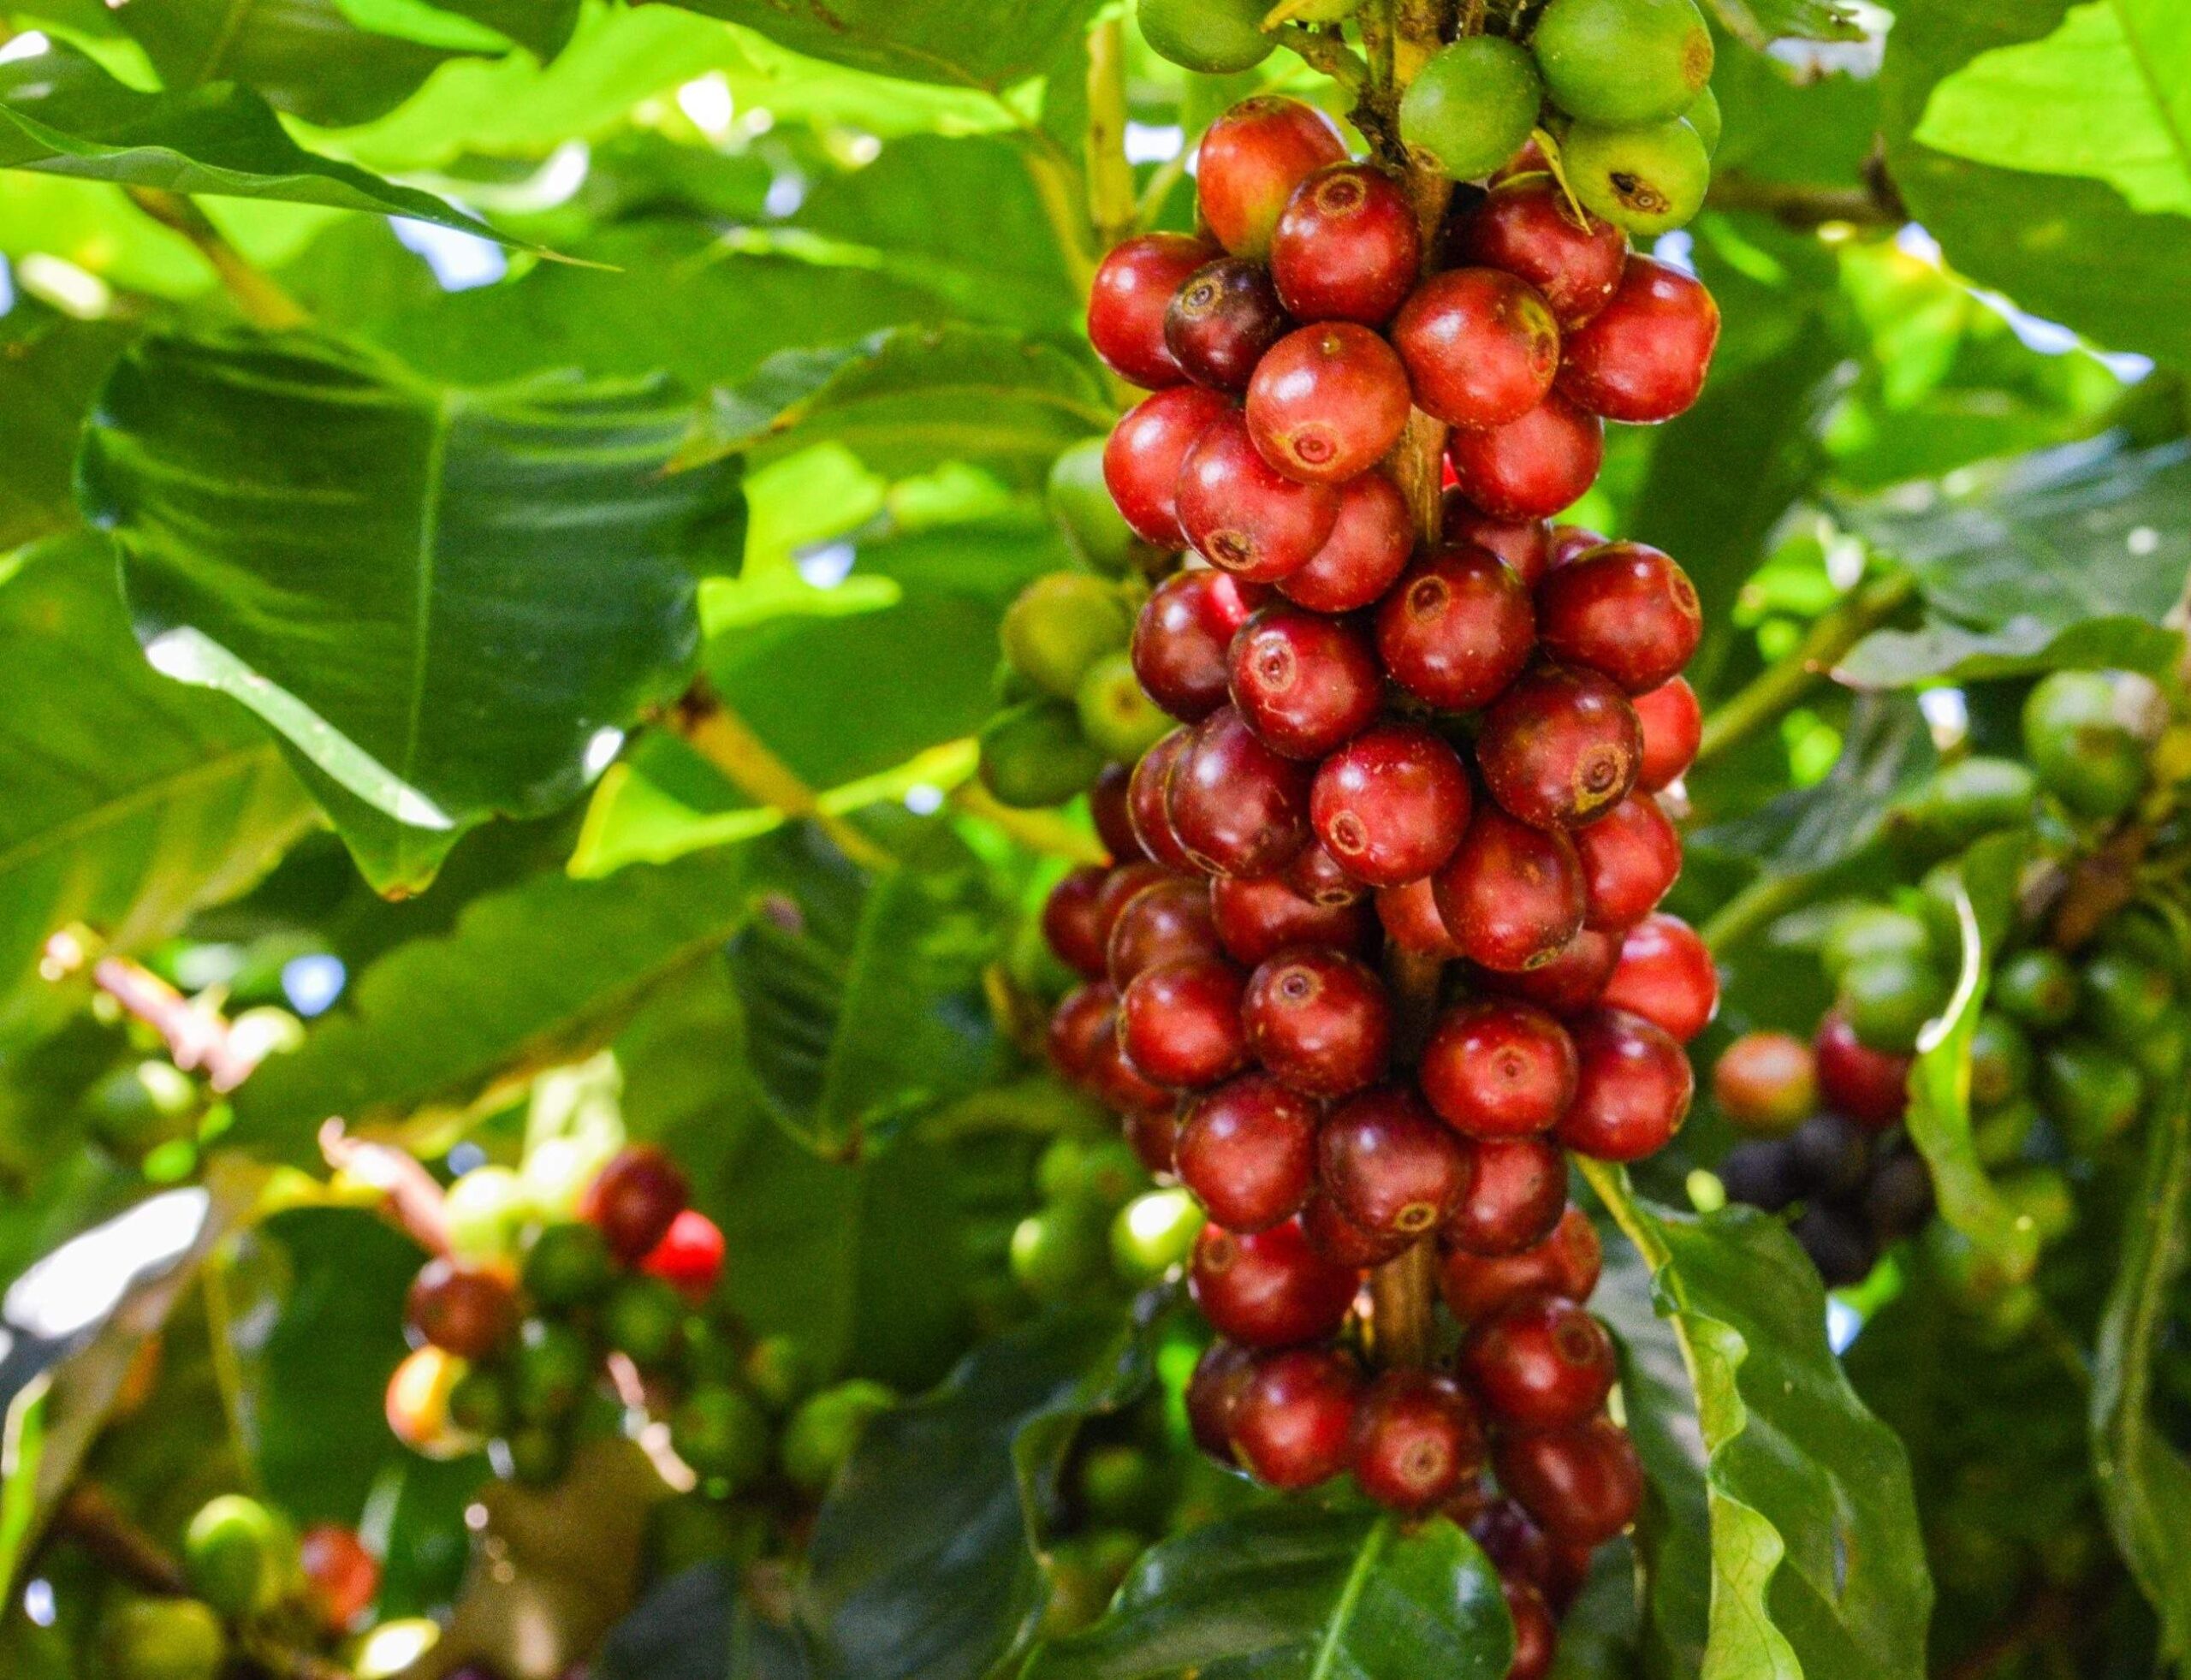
(319, 1120, 451, 1255)
(40, 934, 263, 1091)
(54, 1483, 191, 1595)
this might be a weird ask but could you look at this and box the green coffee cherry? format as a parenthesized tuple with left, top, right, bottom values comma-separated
(744, 1334, 821, 1411)
(1684, 84, 1721, 155)
(1972, 1098, 2039, 1168)
(521, 1135, 618, 1220)
(1048, 439, 1138, 575)
(184, 1494, 295, 1620)
(1078, 1138, 1146, 1210)
(1400, 38, 1545, 181)
(1997, 1167, 2075, 1245)
(604, 1277, 690, 1370)
(2022, 670, 2155, 820)
(1137, 0, 1274, 74)
(781, 1380, 896, 1492)
(1002, 574, 1134, 701)
(1042, 1530, 1145, 1635)
(2098, 904, 2188, 986)
(1111, 1188, 1205, 1285)
(2136, 1008, 2190, 1086)
(102, 1599, 229, 1680)
(1821, 905, 1936, 984)
(979, 700, 1111, 809)
(86, 1061, 200, 1159)
(1011, 1204, 1108, 1302)
(2040, 1037, 2144, 1152)
(648, 1495, 769, 1581)
(1890, 757, 2038, 856)
(447, 1364, 514, 1439)
(504, 1421, 573, 1487)
(1036, 1137, 1091, 1203)
(1077, 649, 1173, 760)
(1967, 1012, 2034, 1112)
(1079, 1442, 1171, 1529)
(523, 1221, 615, 1309)
(512, 1318, 594, 1423)
(2079, 951, 2175, 1051)
(1994, 948, 2078, 1031)
(1560, 116, 1711, 234)
(443, 1166, 535, 1262)
(1838, 953, 1952, 1054)
(1531, 0, 1713, 126)
(673, 1385, 774, 1489)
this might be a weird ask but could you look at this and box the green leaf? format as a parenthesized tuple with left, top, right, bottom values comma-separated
(597, 1565, 813, 1680)
(1025, 1505, 1512, 1680)
(1835, 612, 2180, 687)
(0, 1380, 47, 1600)
(1914, 0, 2191, 218)
(653, 0, 1099, 90)
(419, 0, 583, 60)
(0, 536, 318, 1034)
(0, 37, 512, 241)
(79, 328, 745, 893)
(1584, 1167, 1934, 1680)
(0, 306, 130, 553)
(801, 1309, 1155, 1680)
(1701, 0, 1863, 49)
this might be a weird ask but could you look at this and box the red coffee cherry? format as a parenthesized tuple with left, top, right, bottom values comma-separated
(1351, 1369, 1486, 1511)
(1211, 873, 1375, 966)
(1433, 804, 1586, 975)
(1632, 676, 1702, 792)
(1477, 664, 1643, 831)
(1557, 254, 1720, 423)
(1127, 733, 1199, 871)
(1478, 925, 1619, 1015)
(1301, 1191, 1417, 1267)
(1119, 957, 1250, 1088)
(1447, 173, 1629, 329)
(1243, 947, 1394, 1097)
(1439, 1203, 1601, 1323)
(1504, 1579, 1559, 1680)
(584, 1145, 691, 1262)
(1190, 1218, 1361, 1348)
(1392, 268, 1561, 430)
(1168, 706, 1315, 878)
(1575, 793, 1681, 930)
(1814, 1009, 1912, 1131)
(1375, 545, 1537, 713)
(1090, 763, 1146, 863)
(1166, 256, 1293, 394)
(1495, 1416, 1643, 1546)
(1446, 393, 1603, 521)
(1557, 1007, 1694, 1161)
(641, 1208, 726, 1306)
(1134, 569, 1259, 721)
(1286, 838, 1371, 906)
(1713, 1030, 1818, 1133)
(1048, 982, 1118, 1086)
(407, 1259, 519, 1359)
(1441, 492, 1552, 588)
(1535, 542, 1702, 695)
(1091, 858, 1174, 953)
(1042, 864, 1109, 977)
(1443, 1134, 1568, 1256)
(300, 1525, 381, 1632)
(1228, 603, 1384, 759)
(1272, 163, 1422, 326)
(1280, 471, 1414, 613)
(1178, 1073, 1321, 1232)
(1089, 231, 1215, 389)
(1546, 524, 1607, 570)
(1421, 999, 1579, 1138)
(1196, 97, 1348, 258)
(1104, 384, 1231, 548)
(1317, 1086, 1470, 1239)
(1460, 1297, 1616, 1430)
(1230, 1345, 1364, 1489)
(1471, 1498, 1592, 1614)
(1600, 913, 1717, 1043)
(1179, 410, 1342, 582)
(1186, 1338, 1256, 1460)
(1107, 874, 1223, 988)
(1247, 324, 1414, 484)
(1375, 876, 1464, 959)
(1310, 724, 1475, 889)
(1090, 1015, 1176, 1114)
(1123, 1101, 1180, 1175)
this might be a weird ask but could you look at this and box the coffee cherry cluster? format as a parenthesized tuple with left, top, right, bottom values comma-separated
(1038, 91, 1720, 1676)
(1009, 1131, 1206, 1303)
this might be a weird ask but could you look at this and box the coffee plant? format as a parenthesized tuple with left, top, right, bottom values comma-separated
(0, 0, 2186, 1677)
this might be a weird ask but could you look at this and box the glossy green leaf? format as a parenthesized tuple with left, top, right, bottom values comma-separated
(1026, 1504, 1512, 1680)
(1836, 612, 2180, 686)
(597, 1565, 813, 1680)
(0, 306, 129, 553)
(0, 1380, 47, 1600)
(80, 328, 745, 893)
(424, 0, 584, 60)
(653, 0, 1099, 90)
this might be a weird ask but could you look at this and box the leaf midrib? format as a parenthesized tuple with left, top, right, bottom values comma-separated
(1307, 1516, 1390, 1680)
(393, 389, 458, 885)
(0, 740, 288, 882)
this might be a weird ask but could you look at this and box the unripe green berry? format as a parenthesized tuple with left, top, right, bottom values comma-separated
(673, 1384, 773, 1489)
(603, 1276, 690, 1371)
(447, 1364, 514, 1439)
(1890, 757, 2038, 856)
(1110, 1188, 1204, 1284)
(1560, 116, 1710, 234)
(1821, 905, 1935, 986)
(2040, 1037, 2143, 1152)
(86, 1061, 200, 1159)
(183, 1494, 295, 1621)
(781, 1380, 896, 1492)
(1838, 953, 1952, 1055)
(102, 1598, 229, 1680)
(1002, 574, 1133, 700)
(1049, 438, 1138, 575)
(523, 1220, 615, 1309)
(1995, 948, 2078, 1030)
(2078, 951, 2175, 1051)
(979, 699, 1109, 809)
(1532, 0, 1713, 126)
(1400, 38, 1545, 181)
(1967, 1012, 2033, 1112)
(1137, 0, 1274, 74)
(744, 1333, 822, 1411)
(1683, 83, 1721, 154)
(1011, 1204, 1107, 1302)
(443, 1165, 535, 1262)
(2022, 670, 2158, 820)
(648, 1495, 769, 1581)
(512, 1318, 594, 1422)
(1077, 649, 1172, 760)
(503, 1421, 573, 1487)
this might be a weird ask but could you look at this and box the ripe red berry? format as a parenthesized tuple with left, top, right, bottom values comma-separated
(1421, 999, 1578, 1138)
(1441, 493, 1552, 587)
(1123, 1101, 1180, 1174)
(1443, 1134, 1568, 1256)
(1119, 957, 1250, 1088)
(407, 1258, 519, 1359)
(1187, 1338, 1256, 1460)
(1107, 874, 1223, 987)
(1574, 794, 1681, 930)
(1228, 603, 1384, 758)
(1351, 1370, 1486, 1511)
(1286, 838, 1371, 906)
(1048, 982, 1119, 1085)
(1446, 393, 1603, 521)
(1557, 254, 1720, 423)
(1439, 1203, 1601, 1323)
(1460, 1297, 1616, 1430)
(1179, 409, 1343, 582)
(1494, 1416, 1643, 1546)
(1134, 569, 1259, 721)
(1105, 384, 1230, 548)
(1247, 324, 1413, 484)
(1166, 256, 1292, 393)
(1632, 676, 1702, 792)
(1230, 1345, 1364, 1488)
(1392, 269, 1561, 430)
(584, 1145, 690, 1262)
(1279, 471, 1414, 613)
(1043, 864, 1110, 977)
(1089, 232, 1215, 389)
(1301, 1191, 1416, 1267)
(1271, 163, 1422, 326)
(1169, 706, 1315, 877)
(1090, 763, 1146, 863)
(1814, 1010, 1911, 1131)
(1600, 913, 1717, 1043)
(1191, 1219, 1360, 1348)
(1447, 174, 1629, 329)
(640, 1208, 726, 1305)
(1478, 925, 1619, 1016)
(1558, 1007, 1694, 1161)
(1477, 664, 1643, 832)
(1244, 948, 1394, 1096)
(1375, 876, 1464, 959)
(1177, 1074, 1321, 1232)
(1546, 525, 1606, 571)
(1433, 805, 1586, 974)
(1090, 1014, 1176, 1114)
(1196, 97, 1348, 258)
(1317, 1086, 1470, 1238)
(300, 1525, 380, 1631)
(1127, 733, 1199, 872)
(1504, 1579, 1559, 1680)
(1375, 545, 1537, 712)
(1535, 542, 1701, 695)
(1310, 724, 1474, 889)
(1211, 873, 1374, 966)
(1470, 1498, 1592, 1613)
